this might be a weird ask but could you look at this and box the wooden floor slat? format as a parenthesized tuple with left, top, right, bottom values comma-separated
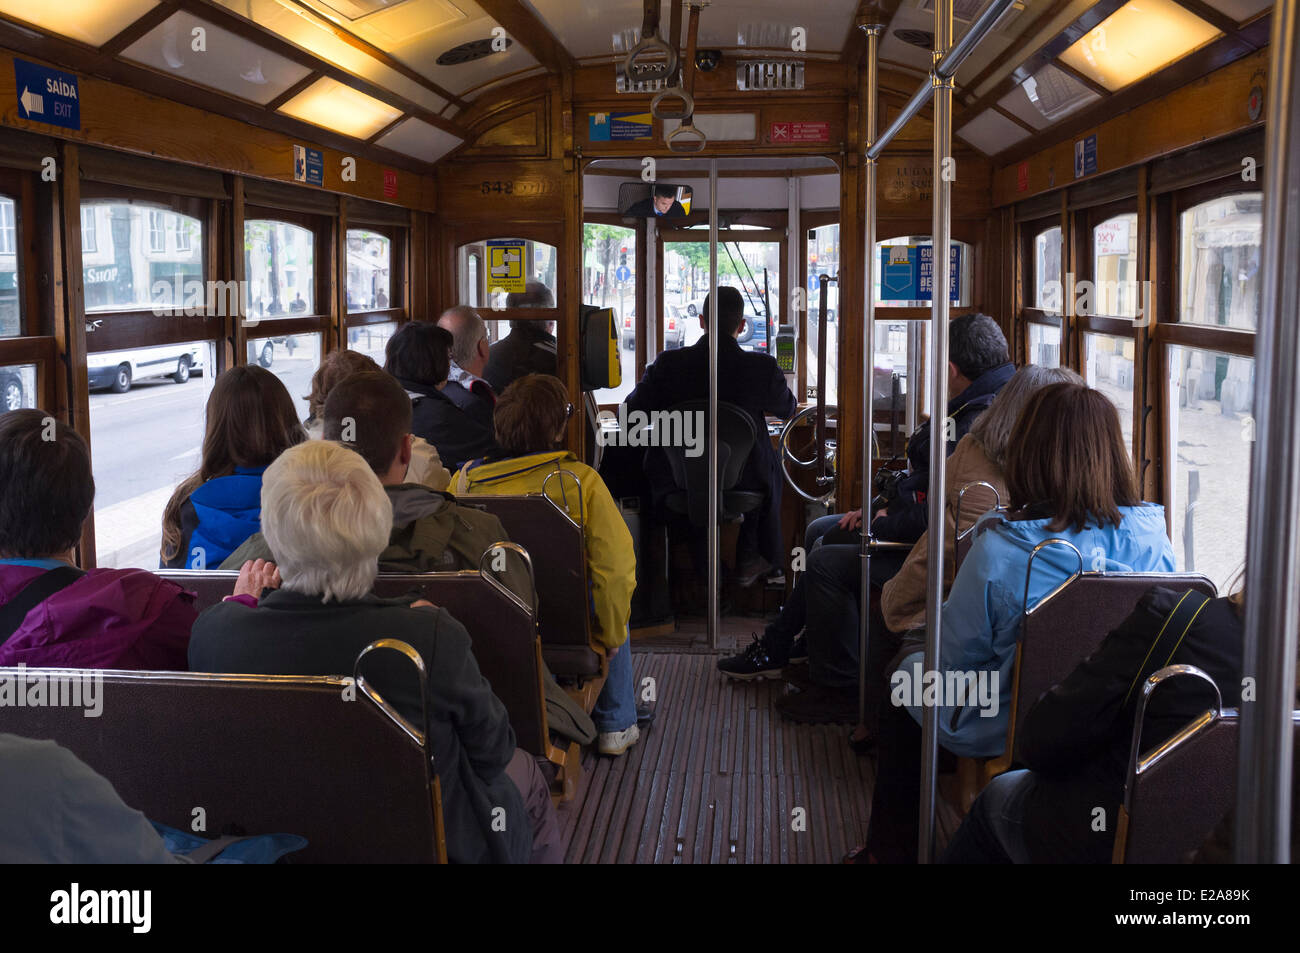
(556, 650, 876, 864)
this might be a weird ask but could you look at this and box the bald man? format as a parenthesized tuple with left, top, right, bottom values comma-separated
(437, 305, 496, 406)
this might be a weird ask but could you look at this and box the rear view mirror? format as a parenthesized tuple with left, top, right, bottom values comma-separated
(618, 182, 693, 219)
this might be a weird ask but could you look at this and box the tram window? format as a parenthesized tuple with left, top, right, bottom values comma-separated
(1034, 226, 1062, 311)
(346, 230, 391, 313)
(807, 224, 840, 405)
(1028, 322, 1061, 367)
(346, 321, 397, 364)
(0, 197, 17, 337)
(88, 340, 217, 569)
(457, 238, 558, 311)
(1092, 213, 1138, 318)
(82, 203, 204, 313)
(245, 220, 315, 318)
(1166, 345, 1255, 592)
(247, 332, 320, 422)
(0, 363, 35, 411)
(1179, 193, 1262, 331)
(874, 236, 972, 307)
(1084, 332, 1134, 449)
(584, 223, 636, 404)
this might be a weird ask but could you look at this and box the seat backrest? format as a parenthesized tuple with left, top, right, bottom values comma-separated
(158, 569, 549, 756)
(373, 572, 548, 755)
(0, 665, 444, 863)
(1011, 571, 1217, 759)
(456, 495, 594, 654)
(661, 399, 756, 491)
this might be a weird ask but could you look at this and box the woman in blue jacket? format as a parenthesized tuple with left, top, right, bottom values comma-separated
(160, 366, 306, 569)
(857, 381, 1175, 863)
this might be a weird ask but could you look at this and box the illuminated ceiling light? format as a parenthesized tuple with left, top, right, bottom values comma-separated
(1058, 0, 1221, 91)
(0, 0, 159, 46)
(278, 76, 403, 138)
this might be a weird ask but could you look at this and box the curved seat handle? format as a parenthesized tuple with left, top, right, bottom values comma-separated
(954, 480, 1003, 542)
(478, 539, 537, 618)
(353, 638, 429, 749)
(542, 467, 587, 527)
(1021, 537, 1084, 620)
(623, 0, 678, 83)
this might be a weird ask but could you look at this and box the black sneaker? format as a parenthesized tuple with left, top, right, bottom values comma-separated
(788, 636, 808, 664)
(717, 634, 785, 680)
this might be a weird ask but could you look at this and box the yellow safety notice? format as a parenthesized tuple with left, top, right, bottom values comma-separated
(486, 240, 527, 294)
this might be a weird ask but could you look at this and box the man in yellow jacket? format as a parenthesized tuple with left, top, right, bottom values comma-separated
(452, 374, 641, 756)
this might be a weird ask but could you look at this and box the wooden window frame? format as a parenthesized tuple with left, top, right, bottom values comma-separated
(343, 221, 406, 331)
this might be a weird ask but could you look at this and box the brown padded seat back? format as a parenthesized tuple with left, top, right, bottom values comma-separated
(459, 496, 602, 676)
(373, 573, 548, 755)
(1014, 573, 1216, 758)
(1122, 713, 1238, 864)
(0, 670, 441, 863)
(158, 571, 549, 757)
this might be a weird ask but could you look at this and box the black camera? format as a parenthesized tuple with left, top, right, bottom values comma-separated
(695, 50, 722, 72)
(871, 465, 904, 512)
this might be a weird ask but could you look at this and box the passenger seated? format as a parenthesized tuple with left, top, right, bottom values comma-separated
(0, 409, 199, 670)
(718, 313, 1014, 683)
(624, 286, 797, 586)
(772, 366, 1082, 726)
(452, 374, 643, 757)
(438, 305, 498, 405)
(0, 733, 177, 863)
(386, 321, 499, 473)
(161, 365, 306, 570)
(189, 440, 562, 864)
(858, 381, 1175, 863)
(484, 284, 558, 393)
(221, 370, 528, 597)
(943, 582, 1245, 864)
(302, 350, 450, 490)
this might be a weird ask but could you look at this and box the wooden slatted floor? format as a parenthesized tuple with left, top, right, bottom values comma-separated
(557, 650, 876, 863)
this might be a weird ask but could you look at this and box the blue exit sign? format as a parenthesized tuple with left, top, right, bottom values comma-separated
(14, 58, 81, 130)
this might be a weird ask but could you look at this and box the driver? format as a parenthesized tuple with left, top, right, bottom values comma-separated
(625, 184, 686, 218)
(623, 286, 795, 586)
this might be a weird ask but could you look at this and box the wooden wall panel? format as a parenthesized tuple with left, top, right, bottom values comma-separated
(0, 47, 437, 211)
(435, 159, 567, 224)
(992, 48, 1268, 207)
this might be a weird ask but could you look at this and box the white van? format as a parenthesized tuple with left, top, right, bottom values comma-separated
(87, 344, 205, 394)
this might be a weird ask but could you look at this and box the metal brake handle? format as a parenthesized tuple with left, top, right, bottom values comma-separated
(667, 121, 707, 152)
(623, 0, 678, 82)
(651, 86, 694, 120)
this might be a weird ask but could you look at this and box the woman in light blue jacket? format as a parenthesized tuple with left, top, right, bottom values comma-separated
(857, 381, 1175, 863)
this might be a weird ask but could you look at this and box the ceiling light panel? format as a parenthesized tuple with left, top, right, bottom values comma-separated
(122, 11, 313, 105)
(278, 75, 403, 138)
(956, 108, 1030, 154)
(375, 115, 462, 161)
(1058, 0, 1221, 92)
(0, 0, 160, 46)
(212, 0, 447, 111)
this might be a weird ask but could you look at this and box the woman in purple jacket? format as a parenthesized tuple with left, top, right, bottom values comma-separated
(0, 409, 251, 671)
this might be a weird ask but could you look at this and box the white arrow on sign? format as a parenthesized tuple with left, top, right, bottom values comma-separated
(19, 87, 43, 116)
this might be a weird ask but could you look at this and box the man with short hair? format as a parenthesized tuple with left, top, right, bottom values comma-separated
(484, 282, 558, 393)
(624, 286, 797, 587)
(626, 184, 686, 218)
(438, 305, 497, 407)
(220, 371, 527, 598)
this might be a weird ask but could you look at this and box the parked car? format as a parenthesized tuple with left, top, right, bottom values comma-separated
(251, 336, 299, 368)
(663, 305, 687, 349)
(620, 310, 636, 350)
(87, 343, 206, 394)
(737, 308, 769, 352)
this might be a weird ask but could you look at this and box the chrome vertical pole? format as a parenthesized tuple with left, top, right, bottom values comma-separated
(919, 0, 953, 865)
(1236, 0, 1300, 864)
(708, 157, 720, 649)
(859, 22, 882, 729)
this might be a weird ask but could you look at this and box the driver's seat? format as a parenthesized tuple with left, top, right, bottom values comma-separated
(660, 400, 765, 527)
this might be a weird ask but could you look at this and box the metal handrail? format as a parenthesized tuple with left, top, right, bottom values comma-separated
(622, 0, 677, 83)
(354, 638, 429, 749)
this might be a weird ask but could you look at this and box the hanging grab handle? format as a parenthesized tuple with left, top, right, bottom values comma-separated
(665, 4, 707, 152)
(623, 0, 678, 83)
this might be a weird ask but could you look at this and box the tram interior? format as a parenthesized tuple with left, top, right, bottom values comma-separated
(0, 0, 1290, 872)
